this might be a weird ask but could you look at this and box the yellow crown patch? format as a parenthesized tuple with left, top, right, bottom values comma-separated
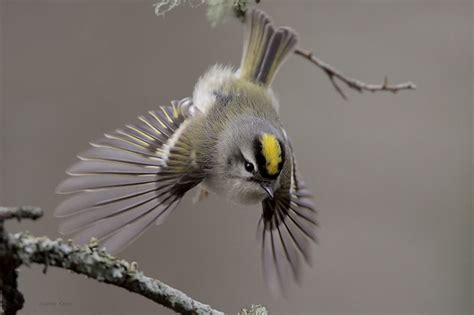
(260, 133, 282, 175)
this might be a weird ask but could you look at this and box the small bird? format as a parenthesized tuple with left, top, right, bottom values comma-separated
(55, 8, 317, 295)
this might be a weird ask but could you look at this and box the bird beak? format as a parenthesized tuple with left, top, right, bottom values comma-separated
(260, 183, 274, 199)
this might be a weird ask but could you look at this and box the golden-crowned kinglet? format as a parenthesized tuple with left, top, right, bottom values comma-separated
(55, 9, 317, 295)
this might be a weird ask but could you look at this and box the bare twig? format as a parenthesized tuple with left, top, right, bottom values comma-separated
(155, 0, 415, 99)
(229, 0, 416, 100)
(0, 206, 267, 315)
(294, 49, 416, 100)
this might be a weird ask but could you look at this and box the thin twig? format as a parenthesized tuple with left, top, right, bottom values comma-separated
(155, 0, 415, 99)
(229, 0, 415, 100)
(0, 207, 43, 222)
(294, 49, 416, 100)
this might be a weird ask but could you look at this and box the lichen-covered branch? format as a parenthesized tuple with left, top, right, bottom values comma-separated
(0, 206, 267, 315)
(0, 207, 41, 315)
(0, 253, 24, 315)
(0, 206, 43, 222)
(5, 233, 224, 315)
(238, 305, 267, 315)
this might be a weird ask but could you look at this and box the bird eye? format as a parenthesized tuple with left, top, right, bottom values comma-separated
(244, 161, 254, 173)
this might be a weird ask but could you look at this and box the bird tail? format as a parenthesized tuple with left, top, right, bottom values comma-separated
(239, 9, 298, 87)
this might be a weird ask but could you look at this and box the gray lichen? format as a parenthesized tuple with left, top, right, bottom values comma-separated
(238, 304, 268, 315)
(0, 206, 43, 222)
(6, 233, 224, 315)
(0, 206, 226, 315)
(0, 207, 267, 315)
(206, 0, 247, 26)
(153, 0, 251, 26)
(0, 206, 268, 314)
(154, 0, 206, 17)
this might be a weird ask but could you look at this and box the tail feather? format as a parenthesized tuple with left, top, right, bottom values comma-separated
(239, 9, 298, 87)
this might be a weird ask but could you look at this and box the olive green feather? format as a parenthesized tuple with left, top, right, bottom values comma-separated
(239, 9, 298, 87)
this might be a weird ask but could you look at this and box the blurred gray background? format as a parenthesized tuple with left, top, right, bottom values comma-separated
(1, 1, 472, 314)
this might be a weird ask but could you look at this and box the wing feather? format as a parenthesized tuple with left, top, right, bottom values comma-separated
(260, 141, 317, 295)
(100, 198, 180, 254)
(78, 146, 162, 165)
(66, 160, 160, 175)
(93, 134, 162, 156)
(55, 98, 205, 254)
(55, 182, 159, 217)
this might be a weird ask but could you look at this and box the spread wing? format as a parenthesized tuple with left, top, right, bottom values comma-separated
(55, 98, 205, 254)
(259, 142, 318, 296)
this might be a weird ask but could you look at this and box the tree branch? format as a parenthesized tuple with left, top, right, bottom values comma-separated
(0, 207, 41, 315)
(5, 233, 224, 315)
(0, 206, 267, 315)
(238, 305, 267, 315)
(229, 0, 416, 100)
(155, 1, 416, 99)
(0, 207, 43, 222)
(294, 49, 416, 100)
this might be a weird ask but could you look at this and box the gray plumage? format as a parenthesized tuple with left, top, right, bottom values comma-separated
(55, 8, 317, 295)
